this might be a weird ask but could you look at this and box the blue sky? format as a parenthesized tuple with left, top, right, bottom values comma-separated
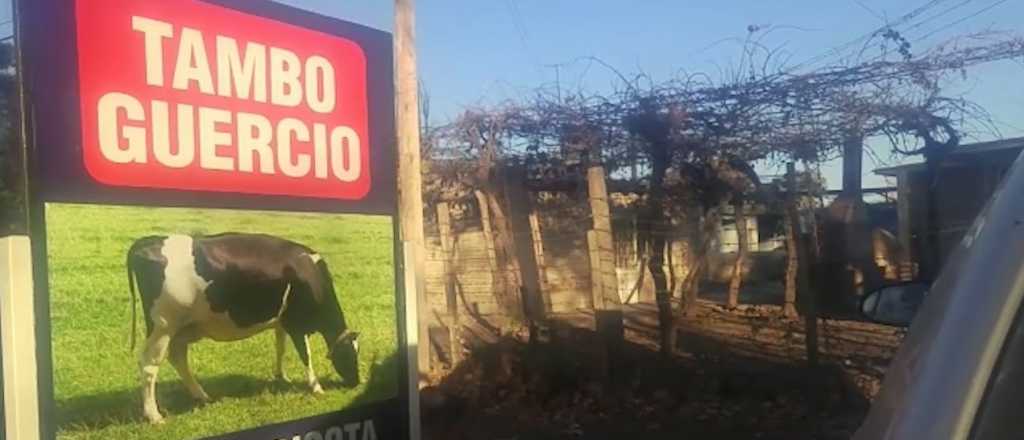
(278, 0, 1024, 189)
(3, 0, 1023, 189)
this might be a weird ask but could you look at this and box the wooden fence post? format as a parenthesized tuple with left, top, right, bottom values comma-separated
(436, 202, 461, 364)
(587, 163, 626, 385)
(528, 210, 552, 313)
(587, 164, 620, 308)
(587, 230, 604, 310)
(502, 164, 545, 336)
(474, 190, 504, 321)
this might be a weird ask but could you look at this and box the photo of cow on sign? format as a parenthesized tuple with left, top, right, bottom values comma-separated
(45, 204, 398, 440)
(127, 233, 362, 424)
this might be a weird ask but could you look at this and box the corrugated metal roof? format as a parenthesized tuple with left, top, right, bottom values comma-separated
(874, 137, 1024, 176)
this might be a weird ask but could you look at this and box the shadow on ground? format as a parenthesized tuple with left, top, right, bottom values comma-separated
(57, 353, 399, 432)
(422, 303, 892, 440)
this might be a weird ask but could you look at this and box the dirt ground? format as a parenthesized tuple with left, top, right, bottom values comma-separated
(421, 297, 904, 440)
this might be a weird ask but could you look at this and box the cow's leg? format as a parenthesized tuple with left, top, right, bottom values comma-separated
(274, 326, 289, 382)
(168, 326, 209, 403)
(289, 332, 324, 394)
(139, 326, 173, 424)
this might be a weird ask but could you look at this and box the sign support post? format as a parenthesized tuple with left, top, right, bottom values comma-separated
(4, 2, 41, 437)
(395, 0, 430, 387)
(402, 242, 422, 440)
(1, 236, 40, 440)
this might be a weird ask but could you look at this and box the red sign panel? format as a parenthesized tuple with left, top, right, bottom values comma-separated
(75, 0, 371, 200)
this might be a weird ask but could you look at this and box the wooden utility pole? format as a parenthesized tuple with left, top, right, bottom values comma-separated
(395, 0, 429, 385)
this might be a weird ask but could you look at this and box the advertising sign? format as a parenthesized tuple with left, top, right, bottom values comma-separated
(75, 0, 373, 201)
(14, 1, 408, 439)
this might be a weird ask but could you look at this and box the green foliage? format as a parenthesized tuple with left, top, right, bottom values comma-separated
(0, 41, 24, 235)
(45, 203, 399, 440)
(0, 39, 12, 63)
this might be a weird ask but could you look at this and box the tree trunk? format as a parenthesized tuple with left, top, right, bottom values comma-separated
(789, 163, 819, 368)
(727, 197, 747, 309)
(680, 205, 720, 318)
(783, 204, 800, 318)
(801, 236, 820, 368)
(782, 163, 798, 317)
(842, 134, 863, 197)
(648, 230, 672, 357)
(643, 159, 672, 357)
(681, 259, 704, 318)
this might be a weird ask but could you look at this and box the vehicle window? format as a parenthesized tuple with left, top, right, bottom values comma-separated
(970, 296, 1024, 439)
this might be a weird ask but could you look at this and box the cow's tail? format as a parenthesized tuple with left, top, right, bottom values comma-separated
(127, 245, 139, 352)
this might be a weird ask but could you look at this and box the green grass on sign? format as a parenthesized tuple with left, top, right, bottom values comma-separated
(45, 203, 399, 440)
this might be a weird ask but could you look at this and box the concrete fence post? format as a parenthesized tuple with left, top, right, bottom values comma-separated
(1, 235, 40, 440)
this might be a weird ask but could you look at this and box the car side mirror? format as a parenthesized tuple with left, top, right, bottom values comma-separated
(860, 282, 930, 327)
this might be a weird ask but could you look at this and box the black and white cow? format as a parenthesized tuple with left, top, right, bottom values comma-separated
(127, 232, 361, 424)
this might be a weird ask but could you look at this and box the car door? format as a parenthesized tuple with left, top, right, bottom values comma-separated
(969, 297, 1024, 439)
(854, 150, 1024, 440)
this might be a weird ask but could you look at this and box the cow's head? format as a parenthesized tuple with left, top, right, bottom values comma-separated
(329, 330, 361, 387)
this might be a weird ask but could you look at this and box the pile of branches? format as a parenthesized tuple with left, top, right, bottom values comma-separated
(426, 31, 1024, 186)
(423, 29, 1023, 354)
